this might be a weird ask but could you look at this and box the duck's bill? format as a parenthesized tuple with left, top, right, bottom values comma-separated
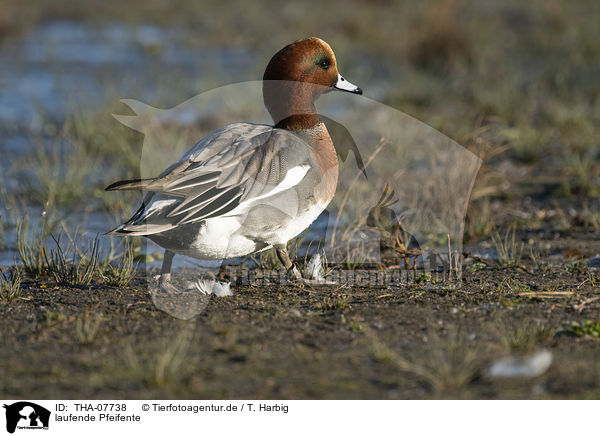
(334, 73, 363, 94)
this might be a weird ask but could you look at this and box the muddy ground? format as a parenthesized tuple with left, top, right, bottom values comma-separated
(2, 226, 599, 400)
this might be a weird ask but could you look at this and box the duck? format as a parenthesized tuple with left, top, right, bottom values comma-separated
(106, 37, 362, 284)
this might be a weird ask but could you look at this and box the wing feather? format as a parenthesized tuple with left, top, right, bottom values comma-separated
(109, 123, 314, 235)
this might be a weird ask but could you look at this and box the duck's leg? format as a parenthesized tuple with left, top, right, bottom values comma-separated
(274, 244, 302, 280)
(274, 244, 337, 285)
(159, 250, 175, 286)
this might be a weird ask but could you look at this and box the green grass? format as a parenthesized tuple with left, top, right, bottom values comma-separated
(0, 182, 23, 249)
(75, 313, 104, 345)
(316, 295, 350, 312)
(498, 319, 556, 353)
(101, 239, 137, 286)
(506, 280, 531, 293)
(563, 320, 600, 339)
(465, 198, 495, 240)
(44, 234, 101, 286)
(366, 327, 481, 393)
(16, 216, 50, 278)
(502, 125, 552, 164)
(559, 151, 600, 198)
(0, 267, 22, 302)
(491, 226, 524, 268)
(581, 202, 600, 230)
(40, 310, 67, 327)
(22, 136, 87, 209)
(123, 323, 195, 388)
(568, 259, 589, 275)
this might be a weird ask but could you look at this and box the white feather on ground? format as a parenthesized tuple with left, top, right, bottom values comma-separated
(304, 253, 325, 281)
(487, 349, 553, 378)
(194, 279, 233, 297)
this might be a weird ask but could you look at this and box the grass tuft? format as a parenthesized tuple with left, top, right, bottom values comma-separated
(366, 327, 481, 393)
(563, 320, 600, 339)
(581, 202, 600, 230)
(0, 267, 22, 302)
(124, 324, 195, 388)
(316, 295, 350, 311)
(44, 234, 100, 286)
(76, 313, 104, 344)
(16, 216, 49, 278)
(101, 239, 137, 286)
(498, 319, 556, 353)
(491, 226, 523, 268)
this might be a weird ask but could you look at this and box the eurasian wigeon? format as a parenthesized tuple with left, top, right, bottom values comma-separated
(106, 37, 362, 283)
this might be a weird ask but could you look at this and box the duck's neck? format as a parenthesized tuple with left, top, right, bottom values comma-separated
(264, 81, 323, 131)
(274, 114, 322, 131)
(263, 82, 338, 200)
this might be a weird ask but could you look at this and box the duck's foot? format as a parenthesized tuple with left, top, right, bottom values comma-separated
(155, 272, 232, 296)
(150, 273, 214, 320)
(155, 273, 182, 295)
(159, 272, 172, 287)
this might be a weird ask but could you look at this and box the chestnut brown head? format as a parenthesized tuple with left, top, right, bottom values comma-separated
(263, 38, 362, 125)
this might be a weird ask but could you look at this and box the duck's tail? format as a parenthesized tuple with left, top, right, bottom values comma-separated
(106, 223, 175, 236)
(105, 190, 177, 236)
(105, 178, 158, 191)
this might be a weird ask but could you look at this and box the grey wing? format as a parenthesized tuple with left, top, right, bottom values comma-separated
(123, 123, 314, 230)
(147, 122, 272, 191)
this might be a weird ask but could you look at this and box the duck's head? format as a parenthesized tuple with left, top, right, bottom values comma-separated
(263, 38, 362, 128)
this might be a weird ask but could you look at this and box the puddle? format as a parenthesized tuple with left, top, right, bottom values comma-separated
(0, 21, 255, 128)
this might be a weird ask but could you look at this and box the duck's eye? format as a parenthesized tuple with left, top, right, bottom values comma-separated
(317, 58, 330, 70)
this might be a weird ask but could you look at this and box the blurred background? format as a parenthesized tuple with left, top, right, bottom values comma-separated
(1, 0, 599, 263)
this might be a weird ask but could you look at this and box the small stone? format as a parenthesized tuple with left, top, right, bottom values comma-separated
(587, 254, 600, 268)
(373, 321, 385, 330)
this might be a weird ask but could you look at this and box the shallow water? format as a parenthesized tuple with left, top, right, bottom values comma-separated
(0, 21, 257, 266)
(0, 21, 255, 128)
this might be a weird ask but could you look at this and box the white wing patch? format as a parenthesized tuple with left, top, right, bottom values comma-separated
(245, 165, 310, 204)
(143, 199, 178, 217)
